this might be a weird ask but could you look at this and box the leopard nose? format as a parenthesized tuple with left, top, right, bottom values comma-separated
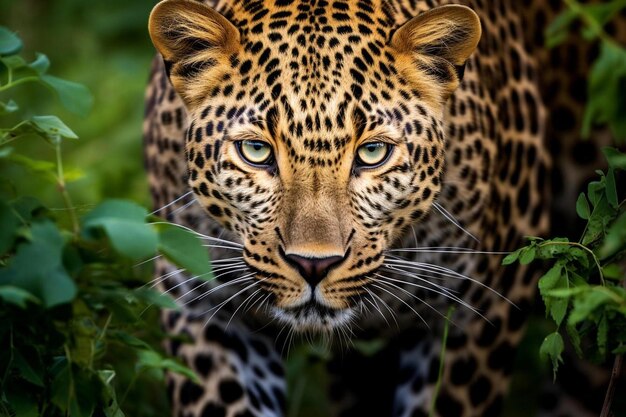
(284, 254, 344, 287)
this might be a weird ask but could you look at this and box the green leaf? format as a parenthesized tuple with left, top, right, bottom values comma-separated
(535, 238, 570, 259)
(502, 248, 522, 265)
(544, 9, 577, 48)
(519, 245, 537, 265)
(83, 200, 158, 260)
(569, 289, 612, 325)
(28, 53, 49, 75)
(538, 262, 569, 326)
(109, 331, 152, 350)
(603, 263, 624, 280)
(0, 221, 76, 307)
(538, 263, 564, 294)
(0, 55, 27, 71)
(7, 154, 56, 183)
(539, 332, 564, 380)
(98, 370, 125, 417)
(0, 26, 23, 56)
(582, 195, 613, 246)
(40, 74, 93, 117)
(575, 193, 590, 220)
(0, 146, 13, 157)
(566, 323, 583, 358)
(582, 42, 626, 140)
(0, 286, 40, 308)
(0, 99, 19, 115)
(605, 168, 618, 209)
(580, 2, 626, 40)
(603, 147, 626, 170)
(31, 115, 78, 140)
(134, 288, 178, 310)
(550, 278, 569, 327)
(598, 210, 626, 260)
(136, 350, 199, 383)
(156, 223, 212, 278)
(614, 345, 626, 355)
(14, 350, 44, 387)
(587, 180, 604, 207)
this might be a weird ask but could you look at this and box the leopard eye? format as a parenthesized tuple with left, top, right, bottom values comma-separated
(237, 140, 273, 166)
(356, 142, 392, 167)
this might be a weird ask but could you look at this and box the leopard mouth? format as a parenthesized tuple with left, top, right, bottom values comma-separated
(271, 299, 355, 331)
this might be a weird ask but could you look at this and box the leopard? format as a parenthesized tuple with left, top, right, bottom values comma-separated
(142, 0, 625, 416)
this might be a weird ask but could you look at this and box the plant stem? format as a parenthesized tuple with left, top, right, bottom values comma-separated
(429, 306, 455, 417)
(55, 140, 79, 235)
(0, 76, 40, 92)
(600, 354, 623, 417)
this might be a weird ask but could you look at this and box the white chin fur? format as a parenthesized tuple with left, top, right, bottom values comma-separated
(270, 305, 355, 332)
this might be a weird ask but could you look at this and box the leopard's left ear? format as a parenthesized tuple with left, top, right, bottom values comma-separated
(149, 0, 241, 107)
(391, 5, 481, 102)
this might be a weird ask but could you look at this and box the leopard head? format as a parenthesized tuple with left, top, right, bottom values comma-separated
(149, 0, 481, 331)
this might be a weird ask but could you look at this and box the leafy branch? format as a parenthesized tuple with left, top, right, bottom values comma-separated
(0, 26, 213, 416)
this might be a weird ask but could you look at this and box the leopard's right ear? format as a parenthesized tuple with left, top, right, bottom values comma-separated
(149, 0, 240, 107)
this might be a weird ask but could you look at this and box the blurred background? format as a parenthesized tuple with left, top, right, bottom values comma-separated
(1, 0, 154, 208)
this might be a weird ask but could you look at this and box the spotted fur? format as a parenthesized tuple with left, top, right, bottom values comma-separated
(143, 0, 620, 416)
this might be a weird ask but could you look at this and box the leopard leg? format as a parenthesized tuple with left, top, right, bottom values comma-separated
(164, 310, 286, 417)
(392, 265, 535, 417)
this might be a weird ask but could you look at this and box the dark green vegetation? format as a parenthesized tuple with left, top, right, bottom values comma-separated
(0, 9, 215, 416)
(1, 0, 625, 416)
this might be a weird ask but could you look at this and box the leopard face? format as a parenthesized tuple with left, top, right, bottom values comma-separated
(149, 0, 481, 331)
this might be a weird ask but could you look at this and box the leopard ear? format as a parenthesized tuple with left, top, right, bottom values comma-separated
(149, 0, 240, 107)
(391, 5, 481, 102)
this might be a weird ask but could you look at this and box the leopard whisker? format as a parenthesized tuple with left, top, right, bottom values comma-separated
(375, 275, 457, 326)
(149, 191, 194, 215)
(385, 256, 468, 279)
(226, 288, 263, 329)
(363, 296, 389, 328)
(202, 244, 245, 252)
(244, 291, 267, 315)
(134, 254, 163, 268)
(162, 264, 244, 295)
(382, 264, 458, 297)
(364, 286, 399, 329)
(146, 268, 185, 288)
(149, 221, 243, 247)
(279, 323, 296, 357)
(211, 256, 244, 264)
(376, 270, 489, 324)
(169, 197, 198, 216)
(433, 202, 479, 243)
(386, 248, 508, 255)
(371, 283, 429, 328)
(197, 236, 244, 247)
(179, 271, 252, 305)
(203, 275, 270, 327)
(384, 257, 516, 306)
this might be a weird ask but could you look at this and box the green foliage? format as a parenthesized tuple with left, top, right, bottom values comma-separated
(0, 28, 212, 416)
(504, 148, 626, 378)
(545, 0, 626, 142)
